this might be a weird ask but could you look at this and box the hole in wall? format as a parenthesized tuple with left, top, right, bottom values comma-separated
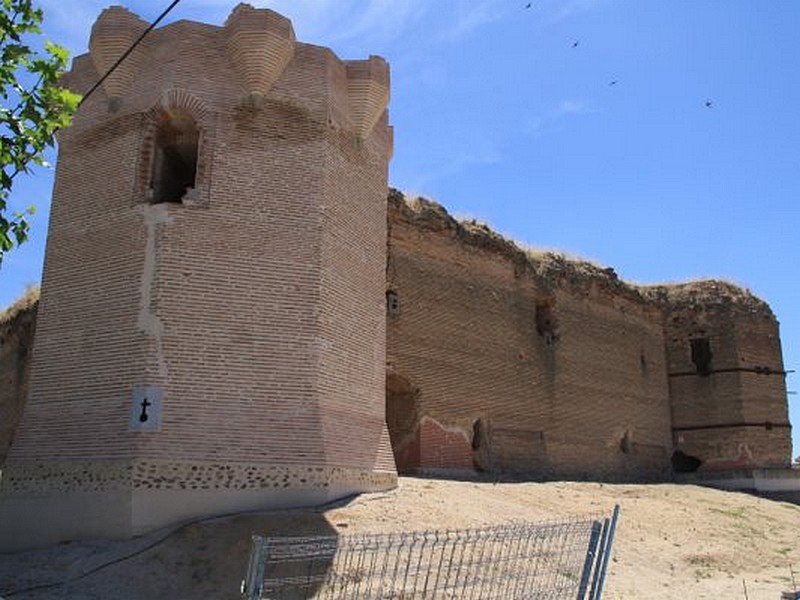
(386, 290, 400, 316)
(536, 301, 558, 345)
(472, 419, 483, 451)
(620, 430, 633, 454)
(671, 450, 703, 473)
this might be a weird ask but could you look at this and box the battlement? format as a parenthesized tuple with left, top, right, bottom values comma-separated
(71, 3, 391, 146)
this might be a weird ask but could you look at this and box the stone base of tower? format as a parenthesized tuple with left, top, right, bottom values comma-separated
(0, 460, 396, 552)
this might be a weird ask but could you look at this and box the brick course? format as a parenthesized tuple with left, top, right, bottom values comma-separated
(0, 5, 393, 551)
(0, 4, 792, 551)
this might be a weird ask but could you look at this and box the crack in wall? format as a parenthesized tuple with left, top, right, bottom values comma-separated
(136, 204, 173, 381)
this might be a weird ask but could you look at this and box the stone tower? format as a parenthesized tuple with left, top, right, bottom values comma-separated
(0, 4, 396, 551)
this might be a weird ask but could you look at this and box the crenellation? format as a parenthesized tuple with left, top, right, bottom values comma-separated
(89, 6, 150, 107)
(224, 3, 296, 107)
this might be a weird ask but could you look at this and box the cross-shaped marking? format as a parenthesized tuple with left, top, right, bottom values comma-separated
(139, 397, 152, 423)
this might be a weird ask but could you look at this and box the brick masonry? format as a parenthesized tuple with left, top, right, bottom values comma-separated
(385, 192, 791, 480)
(0, 4, 793, 551)
(0, 5, 394, 551)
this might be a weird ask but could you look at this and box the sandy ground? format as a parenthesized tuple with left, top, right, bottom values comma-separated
(1, 477, 799, 599)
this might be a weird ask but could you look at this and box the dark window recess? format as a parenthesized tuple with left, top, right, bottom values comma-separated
(472, 419, 483, 451)
(386, 290, 401, 316)
(536, 302, 558, 344)
(150, 111, 199, 203)
(690, 337, 713, 376)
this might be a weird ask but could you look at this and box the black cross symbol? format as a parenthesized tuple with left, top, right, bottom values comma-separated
(139, 397, 152, 423)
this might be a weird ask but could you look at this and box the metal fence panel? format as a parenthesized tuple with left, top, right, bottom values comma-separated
(242, 507, 619, 600)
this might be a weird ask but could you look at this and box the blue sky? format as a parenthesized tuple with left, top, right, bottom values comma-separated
(2, 0, 798, 457)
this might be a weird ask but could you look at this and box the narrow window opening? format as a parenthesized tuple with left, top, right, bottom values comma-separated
(690, 337, 713, 377)
(150, 111, 199, 204)
(386, 290, 401, 316)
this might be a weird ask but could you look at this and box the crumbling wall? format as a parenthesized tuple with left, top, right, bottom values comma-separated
(386, 192, 673, 480)
(649, 282, 791, 470)
(0, 299, 37, 467)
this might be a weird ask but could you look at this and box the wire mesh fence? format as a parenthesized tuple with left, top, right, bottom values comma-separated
(241, 505, 619, 600)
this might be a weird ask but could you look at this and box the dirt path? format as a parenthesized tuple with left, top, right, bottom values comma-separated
(1, 477, 799, 599)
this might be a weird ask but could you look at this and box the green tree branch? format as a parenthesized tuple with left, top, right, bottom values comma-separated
(1, 0, 80, 263)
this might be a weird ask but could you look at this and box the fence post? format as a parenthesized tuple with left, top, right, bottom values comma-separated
(241, 535, 269, 600)
(592, 504, 620, 600)
(587, 517, 609, 600)
(576, 520, 603, 600)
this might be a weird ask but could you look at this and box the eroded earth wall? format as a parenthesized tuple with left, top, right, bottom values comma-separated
(0, 304, 36, 467)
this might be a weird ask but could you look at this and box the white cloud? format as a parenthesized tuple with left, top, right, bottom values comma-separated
(395, 142, 502, 192)
(36, 1, 431, 65)
(439, 0, 508, 42)
(557, 99, 595, 115)
(524, 98, 598, 135)
(548, 0, 604, 24)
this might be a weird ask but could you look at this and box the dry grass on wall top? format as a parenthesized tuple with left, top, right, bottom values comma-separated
(389, 188, 775, 317)
(0, 285, 40, 324)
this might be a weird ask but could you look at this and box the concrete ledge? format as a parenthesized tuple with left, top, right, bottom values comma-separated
(676, 468, 800, 493)
(0, 468, 396, 552)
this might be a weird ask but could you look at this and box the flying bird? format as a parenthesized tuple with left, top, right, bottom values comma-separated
(572, 40, 579, 48)
(705, 99, 713, 108)
(525, 2, 531, 8)
(609, 80, 618, 86)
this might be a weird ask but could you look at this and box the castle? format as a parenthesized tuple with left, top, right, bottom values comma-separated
(0, 5, 792, 551)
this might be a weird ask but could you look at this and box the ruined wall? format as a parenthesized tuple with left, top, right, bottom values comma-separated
(386, 193, 674, 480)
(650, 282, 791, 471)
(0, 302, 37, 467)
(0, 5, 393, 551)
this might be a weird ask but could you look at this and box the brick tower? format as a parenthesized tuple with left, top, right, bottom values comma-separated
(0, 4, 396, 550)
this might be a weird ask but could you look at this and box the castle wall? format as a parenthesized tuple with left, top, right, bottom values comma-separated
(547, 288, 672, 479)
(0, 304, 36, 467)
(0, 7, 792, 551)
(655, 284, 791, 470)
(386, 194, 673, 480)
(0, 6, 394, 551)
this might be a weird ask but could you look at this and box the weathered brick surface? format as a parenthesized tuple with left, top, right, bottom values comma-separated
(0, 6, 394, 548)
(385, 194, 791, 480)
(652, 283, 791, 470)
(0, 306, 36, 467)
(0, 5, 792, 549)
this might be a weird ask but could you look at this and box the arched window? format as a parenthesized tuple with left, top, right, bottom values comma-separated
(149, 110, 199, 204)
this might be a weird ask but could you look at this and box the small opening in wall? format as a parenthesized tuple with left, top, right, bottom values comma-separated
(386, 290, 400, 316)
(690, 337, 712, 377)
(150, 110, 199, 204)
(671, 450, 702, 473)
(536, 301, 557, 344)
(620, 430, 633, 454)
(472, 419, 483, 451)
